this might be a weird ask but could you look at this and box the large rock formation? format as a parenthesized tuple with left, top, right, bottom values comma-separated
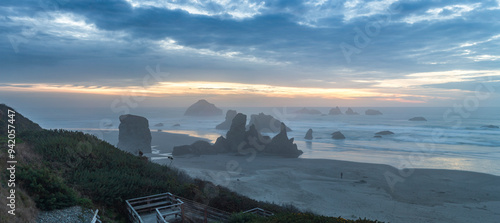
(226, 113, 248, 152)
(247, 113, 291, 133)
(365, 109, 383, 115)
(293, 108, 322, 115)
(304, 129, 313, 140)
(184, 99, 223, 116)
(331, 131, 346, 139)
(173, 113, 302, 158)
(345, 108, 359, 115)
(117, 114, 152, 155)
(409, 117, 427, 121)
(329, 106, 342, 115)
(264, 123, 303, 158)
(216, 110, 237, 130)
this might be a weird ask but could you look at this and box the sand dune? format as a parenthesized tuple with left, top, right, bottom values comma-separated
(156, 154, 500, 223)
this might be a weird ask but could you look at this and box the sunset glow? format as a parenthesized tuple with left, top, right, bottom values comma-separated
(0, 81, 432, 103)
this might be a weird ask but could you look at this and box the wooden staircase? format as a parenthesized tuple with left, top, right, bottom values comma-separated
(126, 192, 272, 223)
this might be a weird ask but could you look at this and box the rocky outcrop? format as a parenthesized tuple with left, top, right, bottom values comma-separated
(329, 106, 342, 115)
(226, 113, 248, 152)
(216, 110, 237, 130)
(264, 123, 303, 158)
(213, 136, 228, 153)
(293, 108, 322, 115)
(304, 129, 313, 140)
(331, 131, 346, 139)
(172, 140, 216, 156)
(172, 123, 181, 127)
(365, 109, 383, 115)
(173, 113, 302, 158)
(375, 131, 394, 135)
(482, 125, 499, 129)
(117, 114, 152, 155)
(247, 113, 291, 133)
(154, 123, 164, 127)
(409, 117, 427, 121)
(184, 99, 223, 116)
(345, 108, 359, 115)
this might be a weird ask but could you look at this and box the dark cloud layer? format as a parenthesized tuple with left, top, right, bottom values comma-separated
(1, 0, 499, 92)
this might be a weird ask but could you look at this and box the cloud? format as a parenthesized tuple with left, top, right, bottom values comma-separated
(403, 3, 481, 24)
(124, 0, 266, 19)
(372, 70, 500, 88)
(343, 0, 399, 22)
(0, 0, 499, 107)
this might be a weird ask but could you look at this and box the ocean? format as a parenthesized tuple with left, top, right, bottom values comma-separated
(19, 106, 500, 176)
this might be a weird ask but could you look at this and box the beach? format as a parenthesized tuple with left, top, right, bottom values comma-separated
(83, 123, 500, 222)
(154, 153, 500, 223)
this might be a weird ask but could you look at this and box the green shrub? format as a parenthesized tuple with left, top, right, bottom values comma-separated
(17, 165, 78, 211)
(228, 212, 267, 223)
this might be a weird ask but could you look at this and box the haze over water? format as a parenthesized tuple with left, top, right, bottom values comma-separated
(22, 106, 500, 176)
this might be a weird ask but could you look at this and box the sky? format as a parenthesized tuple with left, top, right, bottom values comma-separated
(0, 0, 499, 109)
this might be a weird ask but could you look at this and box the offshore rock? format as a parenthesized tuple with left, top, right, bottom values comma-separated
(216, 110, 237, 130)
(117, 114, 152, 155)
(184, 99, 223, 116)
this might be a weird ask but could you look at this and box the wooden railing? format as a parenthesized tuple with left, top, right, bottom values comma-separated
(90, 209, 102, 223)
(126, 200, 144, 223)
(155, 199, 184, 222)
(125, 192, 274, 223)
(155, 209, 168, 223)
(126, 192, 183, 223)
(243, 207, 274, 217)
(171, 195, 232, 223)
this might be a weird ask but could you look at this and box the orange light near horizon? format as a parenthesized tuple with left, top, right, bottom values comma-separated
(0, 81, 428, 103)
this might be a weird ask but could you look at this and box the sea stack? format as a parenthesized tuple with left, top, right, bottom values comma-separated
(331, 131, 346, 139)
(409, 117, 427, 121)
(365, 109, 383, 115)
(226, 113, 248, 152)
(304, 129, 313, 140)
(247, 113, 291, 133)
(117, 114, 152, 155)
(345, 108, 359, 115)
(329, 106, 342, 115)
(216, 110, 237, 130)
(265, 123, 303, 158)
(184, 99, 223, 116)
(375, 131, 394, 135)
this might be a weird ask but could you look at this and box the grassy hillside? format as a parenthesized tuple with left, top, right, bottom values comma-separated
(0, 105, 380, 222)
